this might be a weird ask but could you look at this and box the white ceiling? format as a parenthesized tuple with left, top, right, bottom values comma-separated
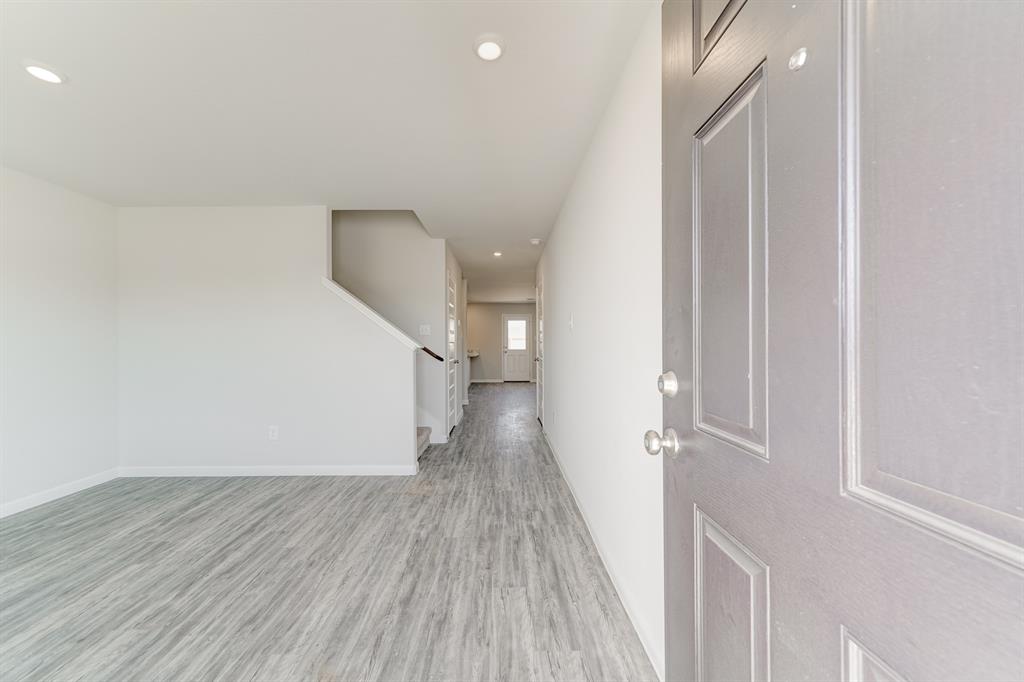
(1, 1, 655, 286)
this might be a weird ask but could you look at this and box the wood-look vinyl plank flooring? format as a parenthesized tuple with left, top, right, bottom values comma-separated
(0, 383, 656, 681)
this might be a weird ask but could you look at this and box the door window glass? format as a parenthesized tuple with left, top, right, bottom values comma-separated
(507, 320, 527, 350)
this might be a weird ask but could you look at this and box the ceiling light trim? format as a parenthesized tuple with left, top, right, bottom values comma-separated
(23, 60, 66, 84)
(475, 33, 504, 61)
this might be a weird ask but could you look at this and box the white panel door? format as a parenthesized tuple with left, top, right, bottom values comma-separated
(446, 269, 459, 433)
(661, 1, 1024, 680)
(502, 314, 531, 382)
(536, 283, 544, 423)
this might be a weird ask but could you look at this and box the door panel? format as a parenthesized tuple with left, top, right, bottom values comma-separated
(692, 0, 747, 72)
(694, 64, 767, 459)
(842, 0, 1024, 565)
(663, 1, 1024, 680)
(841, 628, 907, 682)
(694, 508, 769, 682)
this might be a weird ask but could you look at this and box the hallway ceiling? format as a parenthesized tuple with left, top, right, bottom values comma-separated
(1, 1, 655, 286)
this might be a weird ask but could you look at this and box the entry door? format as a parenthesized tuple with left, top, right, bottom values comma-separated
(660, 1, 1023, 680)
(536, 283, 544, 423)
(446, 268, 459, 432)
(502, 314, 531, 382)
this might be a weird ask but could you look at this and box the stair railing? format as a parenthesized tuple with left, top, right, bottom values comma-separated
(420, 346, 444, 362)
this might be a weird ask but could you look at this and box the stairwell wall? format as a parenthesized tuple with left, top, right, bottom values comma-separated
(117, 206, 417, 474)
(332, 210, 451, 442)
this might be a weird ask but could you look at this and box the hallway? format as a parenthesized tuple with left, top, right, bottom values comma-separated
(0, 384, 656, 681)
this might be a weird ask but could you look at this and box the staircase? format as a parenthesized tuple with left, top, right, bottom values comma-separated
(416, 427, 431, 459)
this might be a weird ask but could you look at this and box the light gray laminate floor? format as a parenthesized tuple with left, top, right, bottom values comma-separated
(0, 383, 657, 682)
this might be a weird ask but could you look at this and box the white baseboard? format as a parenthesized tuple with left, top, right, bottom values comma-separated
(0, 468, 120, 518)
(0, 464, 419, 519)
(541, 431, 665, 681)
(472, 378, 536, 384)
(118, 464, 418, 477)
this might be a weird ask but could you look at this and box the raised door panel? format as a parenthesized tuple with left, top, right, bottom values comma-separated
(694, 64, 768, 460)
(842, 0, 1024, 569)
(695, 508, 769, 682)
(841, 629, 907, 682)
(693, 0, 747, 72)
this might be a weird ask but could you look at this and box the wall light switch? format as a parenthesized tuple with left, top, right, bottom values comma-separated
(419, 324, 432, 336)
(569, 313, 574, 331)
(268, 425, 279, 441)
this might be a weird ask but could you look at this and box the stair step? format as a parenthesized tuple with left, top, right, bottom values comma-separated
(416, 427, 431, 458)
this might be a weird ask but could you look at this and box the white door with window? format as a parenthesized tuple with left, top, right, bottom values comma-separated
(502, 314, 531, 382)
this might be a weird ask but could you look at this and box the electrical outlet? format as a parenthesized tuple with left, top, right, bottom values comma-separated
(419, 324, 432, 336)
(569, 313, 574, 331)
(268, 425, 279, 441)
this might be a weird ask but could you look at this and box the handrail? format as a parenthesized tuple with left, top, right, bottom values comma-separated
(420, 346, 444, 362)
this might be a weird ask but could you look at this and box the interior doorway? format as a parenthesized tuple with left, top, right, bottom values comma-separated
(501, 314, 532, 382)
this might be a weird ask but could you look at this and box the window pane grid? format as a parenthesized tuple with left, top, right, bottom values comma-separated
(507, 320, 527, 350)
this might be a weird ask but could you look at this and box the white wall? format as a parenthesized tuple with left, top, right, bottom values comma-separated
(117, 206, 417, 474)
(467, 278, 537, 303)
(537, 7, 664, 677)
(0, 167, 119, 515)
(332, 210, 449, 442)
(467, 302, 537, 383)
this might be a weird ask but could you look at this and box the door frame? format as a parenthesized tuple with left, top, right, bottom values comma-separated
(500, 313, 533, 382)
(445, 267, 459, 434)
(535, 283, 544, 424)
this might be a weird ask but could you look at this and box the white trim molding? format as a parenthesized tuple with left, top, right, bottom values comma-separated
(321, 277, 420, 350)
(0, 468, 120, 518)
(0, 465, 418, 519)
(118, 465, 418, 478)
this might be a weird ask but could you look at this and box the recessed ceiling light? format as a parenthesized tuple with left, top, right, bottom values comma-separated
(493, 251, 503, 257)
(529, 238, 541, 246)
(24, 61, 65, 84)
(476, 40, 503, 61)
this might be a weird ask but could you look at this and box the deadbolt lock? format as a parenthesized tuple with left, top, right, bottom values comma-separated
(657, 371, 679, 397)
